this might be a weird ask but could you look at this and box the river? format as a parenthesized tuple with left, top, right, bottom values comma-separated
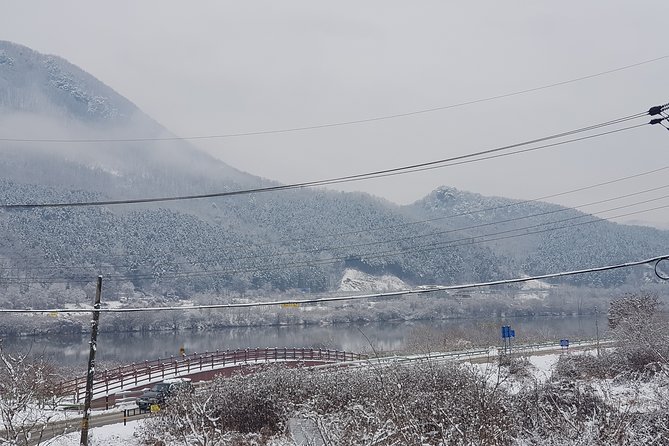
(0, 315, 607, 369)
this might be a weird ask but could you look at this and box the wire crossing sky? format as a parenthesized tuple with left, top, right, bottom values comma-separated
(0, 110, 658, 209)
(1, 1, 668, 227)
(0, 55, 666, 143)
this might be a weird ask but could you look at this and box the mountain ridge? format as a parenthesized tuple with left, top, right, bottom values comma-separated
(0, 41, 666, 303)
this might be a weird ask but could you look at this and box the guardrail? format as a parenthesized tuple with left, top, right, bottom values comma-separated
(57, 348, 367, 402)
(324, 338, 614, 370)
(505, 338, 613, 355)
(122, 407, 148, 426)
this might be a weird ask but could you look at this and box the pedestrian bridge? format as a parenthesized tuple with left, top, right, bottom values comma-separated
(57, 348, 367, 405)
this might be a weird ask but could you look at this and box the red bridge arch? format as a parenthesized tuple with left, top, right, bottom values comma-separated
(58, 347, 367, 404)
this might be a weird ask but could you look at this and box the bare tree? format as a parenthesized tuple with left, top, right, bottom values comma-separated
(0, 344, 62, 445)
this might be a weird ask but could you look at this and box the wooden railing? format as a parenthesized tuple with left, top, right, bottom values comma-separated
(57, 348, 367, 402)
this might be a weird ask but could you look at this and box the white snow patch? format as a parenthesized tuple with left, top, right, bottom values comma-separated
(44, 419, 141, 446)
(338, 269, 408, 292)
(527, 353, 560, 382)
(519, 276, 552, 290)
(514, 291, 549, 301)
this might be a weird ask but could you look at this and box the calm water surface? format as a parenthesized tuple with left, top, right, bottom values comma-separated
(2, 315, 607, 368)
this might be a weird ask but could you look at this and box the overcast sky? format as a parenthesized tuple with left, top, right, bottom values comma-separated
(1, 1, 669, 227)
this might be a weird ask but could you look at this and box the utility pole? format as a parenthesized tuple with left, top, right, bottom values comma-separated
(595, 306, 601, 358)
(80, 276, 102, 446)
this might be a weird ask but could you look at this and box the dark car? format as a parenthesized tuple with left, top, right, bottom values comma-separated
(136, 378, 192, 411)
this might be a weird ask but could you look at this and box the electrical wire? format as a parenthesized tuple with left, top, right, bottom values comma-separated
(9, 162, 668, 266)
(0, 113, 651, 209)
(5, 197, 669, 284)
(275, 163, 669, 242)
(0, 254, 666, 313)
(4, 178, 668, 275)
(103, 199, 669, 282)
(1, 55, 666, 144)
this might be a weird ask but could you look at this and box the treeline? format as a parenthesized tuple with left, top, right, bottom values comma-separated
(1, 285, 656, 337)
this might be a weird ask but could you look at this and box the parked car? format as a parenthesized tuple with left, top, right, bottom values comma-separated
(136, 377, 192, 411)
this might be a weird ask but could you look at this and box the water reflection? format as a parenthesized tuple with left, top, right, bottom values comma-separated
(2, 315, 607, 367)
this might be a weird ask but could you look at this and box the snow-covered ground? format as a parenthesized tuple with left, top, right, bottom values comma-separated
(44, 420, 140, 446)
(475, 349, 669, 417)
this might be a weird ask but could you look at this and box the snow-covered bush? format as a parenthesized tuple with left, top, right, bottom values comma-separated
(140, 356, 669, 445)
(608, 293, 669, 376)
(554, 353, 624, 380)
(142, 361, 518, 445)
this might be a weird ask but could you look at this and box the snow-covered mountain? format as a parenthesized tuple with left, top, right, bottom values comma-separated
(405, 186, 669, 287)
(0, 41, 666, 303)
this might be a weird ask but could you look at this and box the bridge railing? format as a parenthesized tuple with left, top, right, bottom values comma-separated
(57, 348, 367, 402)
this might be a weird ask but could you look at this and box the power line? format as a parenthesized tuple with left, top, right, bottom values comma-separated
(6, 197, 669, 284)
(73, 184, 669, 269)
(5, 179, 669, 274)
(105, 200, 669, 283)
(1, 56, 666, 144)
(290, 163, 669, 241)
(307, 123, 648, 186)
(4, 161, 668, 268)
(228, 185, 669, 262)
(0, 112, 652, 209)
(5, 204, 668, 286)
(1, 254, 666, 313)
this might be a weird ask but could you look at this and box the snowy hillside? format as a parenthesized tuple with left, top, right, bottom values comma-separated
(0, 41, 666, 302)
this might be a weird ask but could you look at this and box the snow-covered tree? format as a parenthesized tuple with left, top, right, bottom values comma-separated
(0, 344, 61, 445)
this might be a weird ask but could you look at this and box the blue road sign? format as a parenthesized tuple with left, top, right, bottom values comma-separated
(501, 326, 514, 338)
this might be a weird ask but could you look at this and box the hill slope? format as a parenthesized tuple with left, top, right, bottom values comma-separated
(0, 41, 666, 306)
(405, 186, 669, 287)
(0, 41, 507, 303)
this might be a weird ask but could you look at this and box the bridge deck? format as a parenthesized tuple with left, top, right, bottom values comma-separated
(58, 347, 367, 403)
